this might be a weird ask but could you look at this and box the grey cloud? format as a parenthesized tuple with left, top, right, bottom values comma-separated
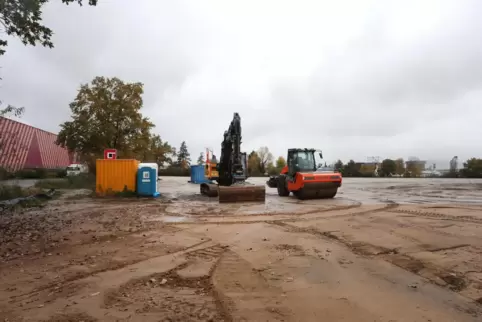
(2, 0, 482, 167)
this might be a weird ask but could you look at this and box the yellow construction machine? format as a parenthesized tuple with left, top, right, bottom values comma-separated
(200, 113, 266, 203)
(204, 148, 219, 180)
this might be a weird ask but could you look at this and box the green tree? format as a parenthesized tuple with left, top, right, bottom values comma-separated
(334, 159, 344, 172)
(168, 147, 177, 166)
(197, 152, 204, 165)
(0, 0, 98, 56)
(394, 158, 405, 176)
(405, 161, 423, 177)
(56, 76, 165, 168)
(379, 159, 396, 177)
(145, 134, 174, 167)
(176, 141, 191, 169)
(248, 151, 261, 176)
(275, 156, 286, 168)
(342, 160, 360, 177)
(0, 105, 24, 117)
(266, 161, 278, 175)
(257, 146, 273, 174)
(460, 158, 482, 178)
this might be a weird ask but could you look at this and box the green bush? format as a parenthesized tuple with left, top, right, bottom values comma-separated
(0, 168, 69, 180)
(0, 184, 23, 201)
(55, 169, 67, 178)
(34, 173, 95, 190)
(158, 166, 190, 176)
(15, 168, 47, 179)
(0, 184, 41, 201)
(0, 167, 15, 181)
(114, 186, 137, 198)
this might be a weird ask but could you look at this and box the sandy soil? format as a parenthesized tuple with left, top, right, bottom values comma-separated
(1, 177, 482, 321)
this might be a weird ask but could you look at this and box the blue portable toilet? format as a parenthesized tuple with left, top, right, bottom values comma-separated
(189, 165, 209, 184)
(137, 163, 160, 197)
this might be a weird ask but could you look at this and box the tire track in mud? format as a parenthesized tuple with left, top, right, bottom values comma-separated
(164, 196, 362, 218)
(7, 238, 214, 304)
(163, 200, 364, 225)
(5, 200, 392, 304)
(269, 203, 482, 311)
(212, 249, 291, 321)
(8, 242, 230, 321)
(388, 208, 482, 224)
(268, 201, 401, 250)
(102, 243, 233, 322)
(100, 243, 289, 321)
(165, 199, 401, 226)
(186, 245, 234, 321)
(308, 200, 399, 221)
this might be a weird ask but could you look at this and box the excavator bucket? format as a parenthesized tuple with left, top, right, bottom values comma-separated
(218, 185, 266, 203)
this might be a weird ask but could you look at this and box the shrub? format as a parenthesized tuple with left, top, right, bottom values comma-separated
(55, 169, 67, 178)
(158, 166, 190, 176)
(0, 167, 15, 181)
(34, 173, 95, 190)
(0, 184, 41, 201)
(15, 168, 47, 179)
(114, 186, 137, 197)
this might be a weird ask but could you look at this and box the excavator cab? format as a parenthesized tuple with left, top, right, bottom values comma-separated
(274, 148, 342, 200)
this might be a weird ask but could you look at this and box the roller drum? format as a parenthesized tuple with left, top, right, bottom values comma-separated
(294, 187, 338, 200)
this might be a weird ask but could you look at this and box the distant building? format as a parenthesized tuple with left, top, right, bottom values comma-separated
(421, 170, 442, 177)
(0, 117, 77, 172)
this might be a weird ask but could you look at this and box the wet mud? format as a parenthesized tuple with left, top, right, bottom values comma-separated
(1, 177, 482, 321)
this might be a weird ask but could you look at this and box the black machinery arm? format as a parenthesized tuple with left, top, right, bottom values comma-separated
(217, 113, 248, 186)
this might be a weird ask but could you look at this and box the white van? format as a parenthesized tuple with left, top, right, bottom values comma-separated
(66, 164, 89, 176)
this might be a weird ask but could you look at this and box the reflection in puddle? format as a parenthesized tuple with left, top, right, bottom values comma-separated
(150, 215, 189, 223)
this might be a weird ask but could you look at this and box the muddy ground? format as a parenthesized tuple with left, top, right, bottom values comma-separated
(1, 177, 482, 321)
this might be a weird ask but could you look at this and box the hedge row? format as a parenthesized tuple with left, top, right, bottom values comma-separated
(0, 168, 67, 181)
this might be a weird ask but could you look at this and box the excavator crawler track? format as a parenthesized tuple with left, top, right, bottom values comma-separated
(200, 183, 266, 203)
(218, 185, 266, 203)
(200, 183, 219, 197)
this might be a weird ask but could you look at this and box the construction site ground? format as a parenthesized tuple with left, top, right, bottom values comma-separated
(1, 177, 482, 321)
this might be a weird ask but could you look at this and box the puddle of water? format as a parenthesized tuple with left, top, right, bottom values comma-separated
(150, 215, 189, 223)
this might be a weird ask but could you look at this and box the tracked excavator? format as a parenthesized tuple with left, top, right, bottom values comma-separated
(200, 113, 266, 203)
(266, 149, 342, 200)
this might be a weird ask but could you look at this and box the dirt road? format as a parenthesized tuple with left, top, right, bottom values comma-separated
(1, 177, 482, 321)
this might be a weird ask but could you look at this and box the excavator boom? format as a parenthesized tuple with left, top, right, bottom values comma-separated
(200, 113, 266, 203)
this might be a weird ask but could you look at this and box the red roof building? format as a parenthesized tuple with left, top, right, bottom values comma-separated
(0, 117, 77, 172)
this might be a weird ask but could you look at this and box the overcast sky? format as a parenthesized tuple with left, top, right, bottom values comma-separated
(2, 0, 482, 167)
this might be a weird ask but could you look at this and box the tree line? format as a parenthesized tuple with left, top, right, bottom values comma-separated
(3, 85, 482, 179)
(333, 158, 482, 178)
(195, 147, 287, 177)
(0, 75, 285, 177)
(161, 144, 287, 177)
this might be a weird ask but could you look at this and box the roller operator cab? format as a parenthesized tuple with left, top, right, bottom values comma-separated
(275, 149, 342, 200)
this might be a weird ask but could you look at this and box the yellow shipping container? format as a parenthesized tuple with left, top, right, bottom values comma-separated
(96, 159, 139, 196)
